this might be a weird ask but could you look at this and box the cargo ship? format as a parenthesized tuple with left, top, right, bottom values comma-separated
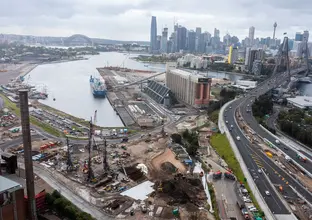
(90, 76, 107, 98)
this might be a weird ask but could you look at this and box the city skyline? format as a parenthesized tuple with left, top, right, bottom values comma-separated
(1, 0, 312, 41)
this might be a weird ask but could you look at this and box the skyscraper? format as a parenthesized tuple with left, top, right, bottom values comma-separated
(150, 16, 157, 53)
(161, 27, 168, 53)
(187, 30, 196, 52)
(249, 26, 255, 45)
(303, 30, 309, 42)
(177, 26, 187, 51)
(195, 27, 202, 52)
(295, 32, 303, 41)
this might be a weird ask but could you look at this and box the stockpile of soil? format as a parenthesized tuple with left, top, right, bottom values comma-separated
(161, 162, 178, 174)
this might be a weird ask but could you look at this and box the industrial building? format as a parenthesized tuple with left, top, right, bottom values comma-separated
(0, 176, 26, 220)
(287, 96, 312, 109)
(165, 65, 212, 107)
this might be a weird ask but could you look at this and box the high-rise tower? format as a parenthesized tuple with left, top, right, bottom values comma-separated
(273, 22, 277, 40)
(249, 26, 255, 46)
(150, 16, 157, 53)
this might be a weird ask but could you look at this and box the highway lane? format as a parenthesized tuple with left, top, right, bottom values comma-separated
(237, 98, 312, 202)
(239, 86, 312, 175)
(225, 101, 289, 214)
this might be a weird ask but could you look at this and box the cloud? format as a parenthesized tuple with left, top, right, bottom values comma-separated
(0, 0, 311, 41)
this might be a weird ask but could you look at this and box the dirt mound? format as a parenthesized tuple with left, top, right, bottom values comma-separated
(151, 149, 186, 173)
(161, 162, 178, 174)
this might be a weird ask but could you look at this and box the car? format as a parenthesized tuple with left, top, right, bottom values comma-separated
(284, 147, 289, 150)
(265, 191, 270, 196)
(247, 104, 249, 107)
(275, 140, 280, 144)
(236, 136, 241, 141)
(229, 106, 232, 109)
(226, 121, 229, 124)
(258, 169, 262, 174)
(230, 125, 233, 128)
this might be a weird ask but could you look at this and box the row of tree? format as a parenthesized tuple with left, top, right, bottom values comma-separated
(46, 190, 95, 220)
(278, 109, 312, 149)
(170, 130, 200, 156)
(252, 94, 273, 118)
(207, 88, 237, 114)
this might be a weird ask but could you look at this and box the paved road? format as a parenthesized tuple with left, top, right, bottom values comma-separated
(224, 101, 290, 214)
(223, 68, 312, 213)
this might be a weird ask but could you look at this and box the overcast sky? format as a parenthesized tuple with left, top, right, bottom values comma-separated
(0, 0, 311, 41)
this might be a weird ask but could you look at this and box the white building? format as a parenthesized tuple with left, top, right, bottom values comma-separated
(287, 96, 312, 109)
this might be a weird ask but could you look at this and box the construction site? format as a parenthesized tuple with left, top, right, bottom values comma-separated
(4, 109, 212, 219)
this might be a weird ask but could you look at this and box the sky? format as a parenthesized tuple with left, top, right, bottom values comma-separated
(0, 0, 311, 41)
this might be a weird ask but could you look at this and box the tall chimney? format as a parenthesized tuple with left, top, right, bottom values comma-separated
(19, 90, 37, 220)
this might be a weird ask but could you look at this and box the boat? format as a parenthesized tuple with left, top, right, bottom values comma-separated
(90, 76, 107, 98)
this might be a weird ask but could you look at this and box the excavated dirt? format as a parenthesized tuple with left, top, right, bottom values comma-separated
(155, 176, 207, 208)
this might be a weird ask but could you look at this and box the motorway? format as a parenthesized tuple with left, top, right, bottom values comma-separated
(223, 68, 312, 215)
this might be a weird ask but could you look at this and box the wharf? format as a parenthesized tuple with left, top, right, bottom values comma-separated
(106, 92, 135, 127)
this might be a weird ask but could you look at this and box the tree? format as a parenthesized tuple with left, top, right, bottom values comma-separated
(171, 133, 182, 144)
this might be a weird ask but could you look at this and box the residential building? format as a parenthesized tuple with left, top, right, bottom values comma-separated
(150, 16, 157, 53)
(165, 64, 212, 107)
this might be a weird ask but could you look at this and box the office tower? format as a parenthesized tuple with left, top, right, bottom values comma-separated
(303, 30, 309, 42)
(187, 30, 196, 52)
(288, 39, 294, 50)
(295, 32, 303, 41)
(249, 26, 255, 45)
(223, 34, 231, 46)
(228, 46, 238, 64)
(195, 27, 202, 52)
(156, 35, 161, 51)
(150, 16, 157, 53)
(177, 26, 187, 51)
(161, 27, 168, 53)
(214, 28, 220, 38)
(273, 22, 277, 40)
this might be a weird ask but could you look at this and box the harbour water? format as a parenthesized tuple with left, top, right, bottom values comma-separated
(26, 52, 243, 127)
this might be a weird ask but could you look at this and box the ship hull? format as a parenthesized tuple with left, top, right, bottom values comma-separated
(92, 90, 106, 98)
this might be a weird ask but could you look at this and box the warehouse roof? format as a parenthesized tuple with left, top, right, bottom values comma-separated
(0, 176, 22, 194)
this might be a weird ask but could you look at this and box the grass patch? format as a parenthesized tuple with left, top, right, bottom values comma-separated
(211, 87, 222, 100)
(210, 133, 261, 211)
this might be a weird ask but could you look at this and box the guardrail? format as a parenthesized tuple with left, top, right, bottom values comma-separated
(218, 99, 276, 220)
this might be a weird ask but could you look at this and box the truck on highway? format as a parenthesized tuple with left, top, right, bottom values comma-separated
(285, 155, 292, 162)
(296, 153, 307, 163)
(263, 138, 277, 149)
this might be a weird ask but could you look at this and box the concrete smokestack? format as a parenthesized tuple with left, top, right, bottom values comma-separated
(19, 89, 37, 220)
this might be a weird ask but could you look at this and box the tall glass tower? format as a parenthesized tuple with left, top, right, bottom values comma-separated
(150, 16, 157, 53)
